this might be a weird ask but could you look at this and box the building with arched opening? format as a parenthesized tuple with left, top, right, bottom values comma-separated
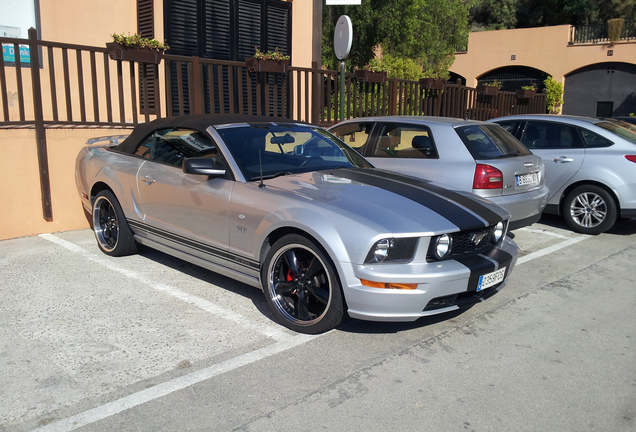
(450, 24, 636, 117)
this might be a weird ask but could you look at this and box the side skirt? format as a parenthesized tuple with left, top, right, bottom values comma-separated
(134, 235, 262, 290)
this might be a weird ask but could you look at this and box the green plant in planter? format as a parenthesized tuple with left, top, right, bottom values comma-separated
(253, 47, 290, 61)
(111, 33, 169, 50)
(544, 76, 564, 114)
(521, 83, 537, 91)
(484, 80, 502, 87)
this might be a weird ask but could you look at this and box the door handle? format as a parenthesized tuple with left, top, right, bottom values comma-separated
(553, 156, 574, 163)
(140, 175, 156, 185)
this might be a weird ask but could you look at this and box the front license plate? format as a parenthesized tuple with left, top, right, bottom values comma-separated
(516, 172, 539, 186)
(477, 267, 506, 291)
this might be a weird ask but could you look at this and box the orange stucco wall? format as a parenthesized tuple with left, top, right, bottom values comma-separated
(451, 25, 636, 89)
(0, 129, 128, 240)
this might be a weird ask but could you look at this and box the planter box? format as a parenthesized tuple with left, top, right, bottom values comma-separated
(245, 57, 289, 73)
(476, 84, 500, 96)
(419, 78, 445, 90)
(106, 43, 163, 64)
(516, 89, 536, 99)
(354, 70, 386, 83)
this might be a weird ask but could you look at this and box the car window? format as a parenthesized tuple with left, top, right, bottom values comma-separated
(578, 128, 614, 148)
(370, 123, 439, 159)
(595, 120, 636, 144)
(519, 122, 582, 150)
(329, 122, 374, 154)
(455, 124, 531, 159)
(496, 121, 517, 134)
(133, 128, 219, 168)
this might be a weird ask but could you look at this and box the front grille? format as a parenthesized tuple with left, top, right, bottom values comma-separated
(427, 223, 505, 261)
(423, 285, 500, 311)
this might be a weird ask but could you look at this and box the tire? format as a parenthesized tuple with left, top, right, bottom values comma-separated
(562, 185, 617, 235)
(92, 190, 139, 256)
(261, 234, 344, 334)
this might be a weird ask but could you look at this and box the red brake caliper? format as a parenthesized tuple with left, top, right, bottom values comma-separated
(286, 269, 296, 294)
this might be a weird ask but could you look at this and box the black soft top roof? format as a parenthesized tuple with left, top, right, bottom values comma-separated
(113, 114, 305, 154)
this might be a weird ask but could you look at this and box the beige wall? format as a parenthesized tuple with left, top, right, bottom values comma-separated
(0, 129, 129, 240)
(451, 25, 636, 89)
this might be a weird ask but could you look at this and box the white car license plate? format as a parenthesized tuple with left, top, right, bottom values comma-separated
(477, 267, 506, 291)
(516, 172, 539, 186)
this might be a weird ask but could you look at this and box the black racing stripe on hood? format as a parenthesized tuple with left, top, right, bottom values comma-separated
(331, 168, 489, 230)
(366, 169, 503, 226)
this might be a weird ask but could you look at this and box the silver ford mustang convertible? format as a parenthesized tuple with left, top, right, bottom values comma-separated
(75, 115, 519, 334)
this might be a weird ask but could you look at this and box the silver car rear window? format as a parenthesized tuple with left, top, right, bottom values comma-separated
(595, 121, 636, 144)
(455, 124, 532, 160)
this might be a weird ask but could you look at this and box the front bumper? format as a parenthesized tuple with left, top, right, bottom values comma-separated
(339, 236, 519, 322)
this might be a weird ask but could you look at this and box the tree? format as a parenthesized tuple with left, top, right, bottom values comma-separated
(470, 0, 518, 31)
(322, 0, 470, 78)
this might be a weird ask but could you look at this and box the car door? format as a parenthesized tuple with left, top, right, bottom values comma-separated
(517, 121, 585, 201)
(134, 128, 233, 263)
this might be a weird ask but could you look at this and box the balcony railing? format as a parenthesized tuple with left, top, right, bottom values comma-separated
(570, 21, 636, 44)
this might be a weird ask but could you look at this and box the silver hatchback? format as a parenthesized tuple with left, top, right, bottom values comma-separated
(490, 114, 636, 234)
(329, 117, 549, 230)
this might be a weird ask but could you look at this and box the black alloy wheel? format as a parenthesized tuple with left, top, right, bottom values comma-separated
(92, 190, 139, 256)
(262, 234, 344, 334)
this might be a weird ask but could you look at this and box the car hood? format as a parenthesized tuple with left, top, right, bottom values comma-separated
(264, 168, 509, 234)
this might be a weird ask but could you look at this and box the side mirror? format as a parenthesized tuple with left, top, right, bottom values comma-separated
(293, 144, 304, 155)
(182, 157, 226, 177)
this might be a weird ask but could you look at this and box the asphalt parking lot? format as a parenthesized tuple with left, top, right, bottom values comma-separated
(2, 215, 636, 432)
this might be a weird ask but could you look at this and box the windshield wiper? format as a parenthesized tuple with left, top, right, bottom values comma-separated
(251, 171, 292, 181)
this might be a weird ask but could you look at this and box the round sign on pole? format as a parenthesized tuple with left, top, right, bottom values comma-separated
(334, 15, 352, 61)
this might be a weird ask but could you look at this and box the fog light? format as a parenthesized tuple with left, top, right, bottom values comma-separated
(435, 234, 452, 259)
(493, 221, 505, 242)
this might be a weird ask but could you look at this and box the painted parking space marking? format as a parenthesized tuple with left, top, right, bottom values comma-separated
(33, 228, 589, 432)
(32, 332, 320, 432)
(516, 233, 591, 265)
(518, 227, 571, 239)
(39, 233, 291, 342)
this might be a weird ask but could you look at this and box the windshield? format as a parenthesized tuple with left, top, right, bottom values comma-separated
(455, 124, 532, 160)
(595, 120, 636, 144)
(215, 123, 372, 181)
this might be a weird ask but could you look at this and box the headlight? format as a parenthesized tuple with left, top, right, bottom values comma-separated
(365, 238, 418, 264)
(434, 234, 452, 260)
(493, 221, 505, 243)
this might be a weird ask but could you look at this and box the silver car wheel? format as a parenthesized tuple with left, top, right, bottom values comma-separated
(563, 185, 617, 235)
(569, 191, 607, 228)
(93, 195, 119, 252)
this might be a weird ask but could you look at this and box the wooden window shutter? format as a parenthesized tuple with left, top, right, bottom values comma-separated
(138, 0, 157, 114)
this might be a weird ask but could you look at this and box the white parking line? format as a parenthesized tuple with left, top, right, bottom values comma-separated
(516, 234, 591, 265)
(32, 332, 319, 432)
(33, 229, 589, 432)
(518, 227, 571, 239)
(39, 233, 292, 342)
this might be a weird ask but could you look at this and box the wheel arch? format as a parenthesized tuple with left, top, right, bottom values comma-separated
(558, 180, 620, 216)
(90, 181, 115, 203)
(258, 226, 349, 310)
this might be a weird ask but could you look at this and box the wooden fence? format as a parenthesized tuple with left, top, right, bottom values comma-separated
(1, 30, 546, 221)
